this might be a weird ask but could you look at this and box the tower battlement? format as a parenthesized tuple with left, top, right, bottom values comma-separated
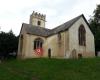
(30, 11, 46, 27)
(31, 11, 46, 21)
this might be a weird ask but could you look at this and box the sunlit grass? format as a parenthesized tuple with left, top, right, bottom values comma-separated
(0, 57, 100, 80)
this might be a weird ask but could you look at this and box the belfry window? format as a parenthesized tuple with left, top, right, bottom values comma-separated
(37, 21, 41, 26)
(34, 38, 43, 50)
(78, 24, 86, 46)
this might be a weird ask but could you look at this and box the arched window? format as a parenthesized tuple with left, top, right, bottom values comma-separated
(78, 24, 86, 46)
(34, 38, 43, 50)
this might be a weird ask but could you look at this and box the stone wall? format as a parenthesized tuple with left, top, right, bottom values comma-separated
(68, 17, 95, 58)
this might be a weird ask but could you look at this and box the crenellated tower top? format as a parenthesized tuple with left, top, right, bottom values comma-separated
(30, 11, 46, 28)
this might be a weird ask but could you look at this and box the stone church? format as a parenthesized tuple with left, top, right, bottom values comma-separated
(18, 11, 95, 59)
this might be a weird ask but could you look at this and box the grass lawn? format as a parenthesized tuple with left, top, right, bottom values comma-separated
(0, 58, 100, 80)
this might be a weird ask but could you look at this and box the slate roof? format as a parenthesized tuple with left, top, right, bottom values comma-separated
(22, 23, 51, 37)
(21, 14, 90, 37)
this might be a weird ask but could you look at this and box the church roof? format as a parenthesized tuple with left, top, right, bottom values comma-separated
(21, 14, 90, 37)
(49, 14, 83, 35)
(22, 23, 51, 37)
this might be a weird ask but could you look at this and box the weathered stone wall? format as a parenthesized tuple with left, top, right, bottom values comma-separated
(30, 18, 45, 28)
(21, 34, 46, 59)
(45, 31, 69, 58)
(17, 26, 27, 59)
(68, 17, 95, 58)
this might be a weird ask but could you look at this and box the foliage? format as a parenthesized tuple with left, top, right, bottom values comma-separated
(89, 4, 100, 55)
(0, 58, 100, 80)
(0, 30, 18, 59)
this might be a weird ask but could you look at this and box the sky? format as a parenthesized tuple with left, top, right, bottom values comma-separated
(0, 0, 100, 35)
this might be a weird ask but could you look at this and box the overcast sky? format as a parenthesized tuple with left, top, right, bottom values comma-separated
(0, 0, 100, 35)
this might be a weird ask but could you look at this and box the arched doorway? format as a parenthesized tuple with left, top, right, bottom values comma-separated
(72, 49, 77, 59)
(48, 48, 51, 58)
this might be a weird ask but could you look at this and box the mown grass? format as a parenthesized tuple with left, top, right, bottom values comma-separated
(0, 58, 100, 80)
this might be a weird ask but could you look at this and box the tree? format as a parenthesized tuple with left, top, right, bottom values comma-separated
(0, 30, 18, 59)
(89, 4, 100, 56)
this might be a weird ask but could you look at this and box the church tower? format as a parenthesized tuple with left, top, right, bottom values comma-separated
(29, 11, 46, 28)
